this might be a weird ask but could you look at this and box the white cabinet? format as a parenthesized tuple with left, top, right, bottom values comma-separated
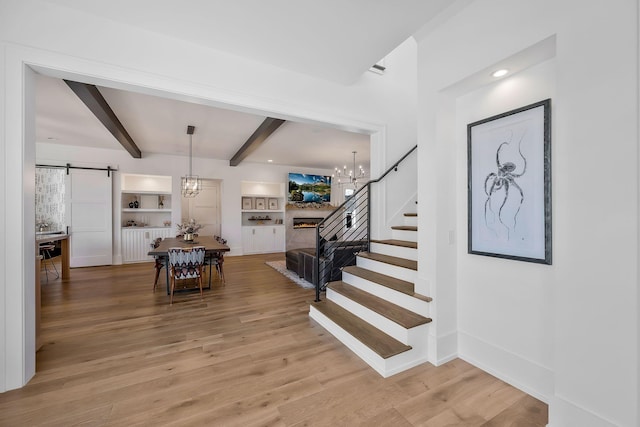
(242, 226, 285, 254)
(122, 227, 173, 263)
(241, 180, 286, 254)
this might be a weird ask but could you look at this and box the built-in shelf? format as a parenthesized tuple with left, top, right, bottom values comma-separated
(241, 180, 286, 253)
(122, 208, 170, 213)
(122, 190, 171, 195)
(121, 173, 172, 228)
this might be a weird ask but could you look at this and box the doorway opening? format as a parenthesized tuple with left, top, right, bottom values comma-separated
(181, 179, 222, 238)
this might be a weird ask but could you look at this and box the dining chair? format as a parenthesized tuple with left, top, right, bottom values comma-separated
(167, 246, 206, 305)
(151, 237, 164, 292)
(209, 252, 226, 285)
(210, 235, 227, 285)
(39, 243, 59, 282)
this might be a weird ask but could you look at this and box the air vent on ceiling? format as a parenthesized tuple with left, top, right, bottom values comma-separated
(369, 61, 386, 75)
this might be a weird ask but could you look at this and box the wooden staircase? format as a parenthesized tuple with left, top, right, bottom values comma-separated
(309, 212, 432, 377)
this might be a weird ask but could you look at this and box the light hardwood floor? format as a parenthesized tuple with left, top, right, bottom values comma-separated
(0, 254, 547, 426)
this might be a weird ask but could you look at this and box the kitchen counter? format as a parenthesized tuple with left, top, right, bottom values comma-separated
(36, 231, 68, 243)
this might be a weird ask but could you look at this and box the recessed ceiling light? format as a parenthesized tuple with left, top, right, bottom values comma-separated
(267, 159, 273, 163)
(492, 69, 509, 78)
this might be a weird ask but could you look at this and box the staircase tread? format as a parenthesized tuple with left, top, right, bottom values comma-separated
(342, 266, 432, 302)
(404, 213, 417, 217)
(391, 225, 417, 231)
(370, 239, 417, 249)
(328, 281, 431, 328)
(311, 300, 412, 359)
(358, 252, 417, 271)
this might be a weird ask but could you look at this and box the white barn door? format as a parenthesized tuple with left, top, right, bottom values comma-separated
(65, 169, 113, 267)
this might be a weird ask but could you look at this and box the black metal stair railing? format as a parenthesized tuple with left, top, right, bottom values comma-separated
(314, 145, 417, 301)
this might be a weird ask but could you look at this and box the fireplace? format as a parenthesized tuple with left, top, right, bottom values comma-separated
(293, 217, 323, 229)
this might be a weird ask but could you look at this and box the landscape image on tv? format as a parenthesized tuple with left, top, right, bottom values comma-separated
(288, 173, 331, 204)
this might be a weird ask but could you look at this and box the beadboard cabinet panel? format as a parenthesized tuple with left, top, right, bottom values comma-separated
(122, 228, 173, 263)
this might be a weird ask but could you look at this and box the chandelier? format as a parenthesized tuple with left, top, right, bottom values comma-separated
(334, 151, 366, 188)
(181, 125, 201, 198)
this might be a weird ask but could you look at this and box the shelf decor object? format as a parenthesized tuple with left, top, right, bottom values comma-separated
(242, 197, 253, 210)
(176, 219, 202, 242)
(467, 99, 551, 264)
(181, 125, 201, 198)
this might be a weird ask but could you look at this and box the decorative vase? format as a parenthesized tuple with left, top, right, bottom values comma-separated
(133, 200, 139, 209)
(129, 202, 134, 208)
(183, 233, 194, 242)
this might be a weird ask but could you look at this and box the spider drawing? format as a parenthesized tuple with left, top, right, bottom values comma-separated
(483, 132, 527, 238)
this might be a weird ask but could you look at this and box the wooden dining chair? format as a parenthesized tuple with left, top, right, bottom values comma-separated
(167, 246, 206, 305)
(210, 235, 227, 285)
(209, 252, 226, 285)
(151, 237, 164, 292)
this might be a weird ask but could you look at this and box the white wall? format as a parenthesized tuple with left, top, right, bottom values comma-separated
(416, 0, 638, 426)
(455, 59, 556, 400)
(0, 0, 419, 391)
(36, 143, 334, 258)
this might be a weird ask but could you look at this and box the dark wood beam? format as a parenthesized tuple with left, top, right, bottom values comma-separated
(229, 117, 285, 166)
(64, 80, 142, 158)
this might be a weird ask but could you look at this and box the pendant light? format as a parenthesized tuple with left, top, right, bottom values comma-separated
(333, 151, 366, 188)
(181, 125, 201, 198)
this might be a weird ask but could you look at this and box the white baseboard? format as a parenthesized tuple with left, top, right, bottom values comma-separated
(458, 330, 553, 404)
(435, 330, 458, 366)
(548, 395, 619, 427)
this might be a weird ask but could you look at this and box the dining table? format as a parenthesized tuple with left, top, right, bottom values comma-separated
(148, 236, 230, 295)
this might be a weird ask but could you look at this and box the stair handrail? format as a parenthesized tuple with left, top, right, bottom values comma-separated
(314, 144, 417, 301)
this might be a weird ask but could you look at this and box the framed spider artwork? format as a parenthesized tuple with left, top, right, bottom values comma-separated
(467, 99, 551, 264)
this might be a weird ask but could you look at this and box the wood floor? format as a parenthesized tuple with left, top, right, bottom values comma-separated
(0, 254, 548, 426)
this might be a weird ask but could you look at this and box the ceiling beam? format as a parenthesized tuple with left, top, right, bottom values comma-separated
(229, 117, 285, 166)
(64, 80, 142, 158)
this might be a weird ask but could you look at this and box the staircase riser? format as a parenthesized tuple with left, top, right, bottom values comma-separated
(342, 271, 430, 316)
(356, 257, 416, 283)
(404, 216, 418, 227)
(327, 288, 411, 344)
(309, 306, 391, 377)
(370, 242, 417, 261)
(391, 229, 417, 242)
(309, 306, 430, 378)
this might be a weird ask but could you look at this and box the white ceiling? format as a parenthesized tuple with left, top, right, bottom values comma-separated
(35, 0, 456, 171)
(35, 75, 372, 171)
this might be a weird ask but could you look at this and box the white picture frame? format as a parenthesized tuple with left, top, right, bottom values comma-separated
(242, 197, 253, 210)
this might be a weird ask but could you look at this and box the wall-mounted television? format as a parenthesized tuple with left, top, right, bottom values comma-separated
(288, 173, 332, 204)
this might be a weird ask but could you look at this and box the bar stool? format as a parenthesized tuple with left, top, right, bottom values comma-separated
(39, 243, 59, 282)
